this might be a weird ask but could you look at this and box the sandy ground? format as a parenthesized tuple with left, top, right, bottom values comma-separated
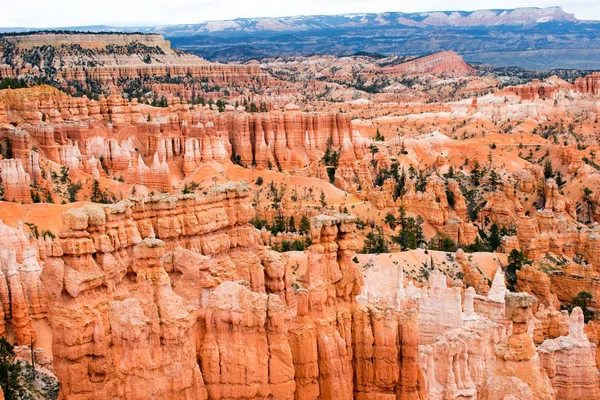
(0, 201, 92, 235)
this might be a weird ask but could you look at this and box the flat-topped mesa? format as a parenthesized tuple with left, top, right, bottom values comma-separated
(4, 33, 173, 51)
(0, 33, 268, 90)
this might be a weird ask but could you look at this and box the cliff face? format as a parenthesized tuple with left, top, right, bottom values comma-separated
(538, 307, 600, 400)
(0, 88, 372, 196)
(497, 79, 561, 101)
(0, 158, 32, 203)
(0, 183, 421, 399)
(575, 72, 600, 95)
(0, 33, 268, 93)
(0, 185, 598, 399)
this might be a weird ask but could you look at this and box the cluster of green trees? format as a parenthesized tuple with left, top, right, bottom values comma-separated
(0, 78, 27, 90)
(568, 291, 595, 322)
(373, 162, 407, 200)
(66, 182, 82, 203)
(272, 238, 311, 252)
(0, 335, 59, 399)
(386, 208, 425, 251)
(462, 223, 516, 253)
(150, 95, 169, 107)
(90, 180, 116, 204)
(23, 222, 54, 240)
(182, 181, 200, 194)
(251, 214, 311, 236)
(504, 249, 531, 291)
(581, 187, 595, 223)
(428, 235, 458, 252)
(363, 227, 389, 254)
(0, 337, 21, 399)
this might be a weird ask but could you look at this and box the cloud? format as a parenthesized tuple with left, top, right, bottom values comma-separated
(1, 0, 599, 27)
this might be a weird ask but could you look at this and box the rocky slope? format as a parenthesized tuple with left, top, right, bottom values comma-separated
(382, 51, 475, 78)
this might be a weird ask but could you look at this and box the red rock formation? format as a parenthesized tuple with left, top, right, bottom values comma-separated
(126, 153, 170, 191)
(0, 220, 30, 263)
(584, 318, 600, 374)
(539, 307, 600, 399)
(533, 303, 569, 344)
(517, 265, 560, 308)
(483, 292, 555, 400)
(200, 281, 295, 399)
(497, 79, 559, 101)
(575, 72, 600, 95)
(400, 175, 478, 245)
(381, 51, 475, 77)
(11, 183, 426, 399)
(1, 87, 374, 198)
(288, 214, 361, 400)
(0, 33, 268, 92)
(0, 158, 32, 203)
(39, 184, 259, 399)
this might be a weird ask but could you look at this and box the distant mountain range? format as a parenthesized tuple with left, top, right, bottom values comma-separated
(2, 7, 600, 70)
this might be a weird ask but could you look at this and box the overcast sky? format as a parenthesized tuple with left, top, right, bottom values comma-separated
(2, 1, 599, 27)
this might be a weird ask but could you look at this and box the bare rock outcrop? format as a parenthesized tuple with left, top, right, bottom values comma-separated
(0, 158, 32, 203)
(482, 292, 555, 400)
(539, 307, 600, 399)
(381, 51, 475, 77)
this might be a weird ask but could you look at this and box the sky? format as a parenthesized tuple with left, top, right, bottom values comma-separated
(1, 0, 599, 28)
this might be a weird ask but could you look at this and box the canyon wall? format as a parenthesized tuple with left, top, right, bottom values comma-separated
(0, 185, 599, 398)
(0, 183, 425, 399)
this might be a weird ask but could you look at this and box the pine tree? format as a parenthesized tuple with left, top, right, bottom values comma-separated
(488, 223, 502, 251)
(288, 216, 297, 233)
(31, 190, 41, 203)
(45, 188, 54, 203)
(544, 159, 554, 179)
(299, 215, 311, 235)
(91, 180, 103, 203)
(0, 337, 22, 400)
(555, 171, 566, 188)
(384, 213, 397, 230)
(471, 160, 482, 185)
(488, 170, 500, 189)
